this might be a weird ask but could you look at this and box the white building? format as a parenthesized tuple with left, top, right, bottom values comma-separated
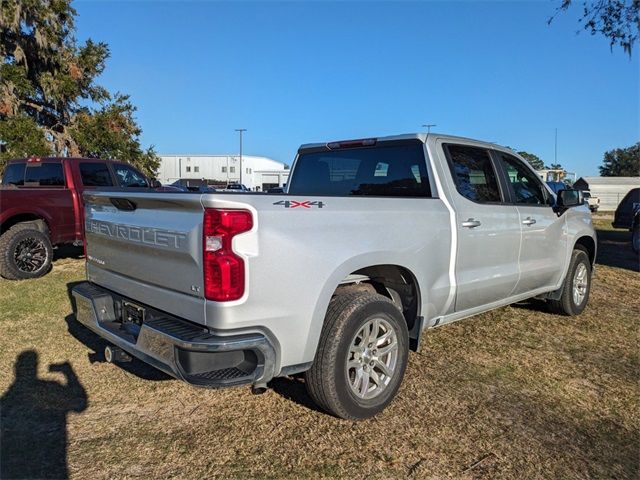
(573, 176, 640, 211)
(157, 154, 289, 191)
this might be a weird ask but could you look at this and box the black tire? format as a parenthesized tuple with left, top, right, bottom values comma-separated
(305, 292, 409, 420)
(0, 223, 53, 280)
(632, 223, 639, 254)
(547, 249, 591, 316)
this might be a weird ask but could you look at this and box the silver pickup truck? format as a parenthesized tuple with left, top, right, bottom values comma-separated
(72, 133, 596, 419)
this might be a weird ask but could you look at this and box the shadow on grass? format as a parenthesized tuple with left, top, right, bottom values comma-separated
(64, 281, 171, 382)
(595, 228, 639, 272)
(269, 375, 325, 414)
(0, 351, 87, 479)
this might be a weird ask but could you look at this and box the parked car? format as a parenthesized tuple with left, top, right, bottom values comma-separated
(0, 156, 156, 280)
(582, 190, 600, 212)
(72, 133, 595, 419)
(612, 187, 640, 253)
(223, 183, 250, 192)
(266, 186, 284, 193)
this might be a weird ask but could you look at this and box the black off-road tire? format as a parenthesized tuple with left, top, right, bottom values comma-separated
(0, 223, 53, 280)
(547, 249, 592, 316)
(304, 292, 409, 420)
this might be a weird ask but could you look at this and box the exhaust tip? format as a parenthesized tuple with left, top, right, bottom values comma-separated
(251, 384, 268, 395)
(104, 345, 132, 363)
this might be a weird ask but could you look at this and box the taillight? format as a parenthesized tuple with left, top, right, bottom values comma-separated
(203, 209, 253, 301)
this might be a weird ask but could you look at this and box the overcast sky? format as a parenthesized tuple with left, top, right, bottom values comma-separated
(75, 1, 639, 175)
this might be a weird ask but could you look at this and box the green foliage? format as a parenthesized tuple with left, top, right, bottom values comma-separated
(517, 151, 546, 170)
(550, 0, 639, 56)
(0, 115, 51, 162)
(549, 163, 564, 170)
(599, 142, 640, 176)
(0, 0, 158, 175)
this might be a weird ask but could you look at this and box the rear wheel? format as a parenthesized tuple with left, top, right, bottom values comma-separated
(305, 292, 409, 420)
(0, 223, 53, 280)
(547, 249, 591, 316)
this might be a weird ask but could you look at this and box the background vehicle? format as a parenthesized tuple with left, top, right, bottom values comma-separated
(582, 190, 600, 212)
(612, 187, 640, 253)
(0, 157, 154, 279)
(72, 133, 595, 419)
(223, 183, 250, 192)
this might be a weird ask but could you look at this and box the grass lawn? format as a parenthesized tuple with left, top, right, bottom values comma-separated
(1, 215, 638, 479)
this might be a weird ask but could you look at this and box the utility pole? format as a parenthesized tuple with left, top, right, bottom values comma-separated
(235, 128, 246, 186)
(422, 124, 436, 134)
(554, 128, 558, 165)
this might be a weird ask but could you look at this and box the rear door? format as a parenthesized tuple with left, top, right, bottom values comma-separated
(441, 143, 521, 312)
(494, 151, 566, 293)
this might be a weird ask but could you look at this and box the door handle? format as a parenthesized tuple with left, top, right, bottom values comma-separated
(522, 217, 537, 226)
(461, 218, 481, 228)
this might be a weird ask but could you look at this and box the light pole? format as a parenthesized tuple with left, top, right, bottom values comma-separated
(422, 124, 436, 134)
(235, 128, 246, 186)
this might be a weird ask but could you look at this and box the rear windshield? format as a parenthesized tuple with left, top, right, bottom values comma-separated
(288, 142, 431, 197)
(25, 163, 65, 186)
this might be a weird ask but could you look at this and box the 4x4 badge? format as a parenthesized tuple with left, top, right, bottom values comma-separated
(273, 200, 325, 209)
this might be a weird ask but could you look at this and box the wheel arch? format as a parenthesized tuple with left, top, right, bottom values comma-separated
(0, 213, 50, 236)
(304, 260, 423, 362)
(574, 235, 596, 266)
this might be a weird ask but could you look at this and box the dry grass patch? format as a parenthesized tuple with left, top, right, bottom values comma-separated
(1, 226, 638, 479)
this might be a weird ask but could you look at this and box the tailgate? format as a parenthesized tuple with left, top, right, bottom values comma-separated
(83, 191, 204, 302)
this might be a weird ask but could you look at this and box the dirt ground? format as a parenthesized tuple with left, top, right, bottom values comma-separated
(1, 214, 638, 479)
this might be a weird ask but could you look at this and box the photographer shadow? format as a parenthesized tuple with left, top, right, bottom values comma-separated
(0, 351, 87, 479)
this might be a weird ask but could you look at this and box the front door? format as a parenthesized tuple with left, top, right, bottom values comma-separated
(441, 143, 522, 312)
(495, 152, 567, 293)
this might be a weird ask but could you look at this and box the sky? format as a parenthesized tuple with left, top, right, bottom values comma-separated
(74, 1, 639, 176)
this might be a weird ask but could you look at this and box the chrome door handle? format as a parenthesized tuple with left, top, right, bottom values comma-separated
(522, 217, 537, 226)
(461, 218, 481, 228)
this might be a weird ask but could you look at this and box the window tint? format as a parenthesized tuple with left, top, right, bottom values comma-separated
(2, 163, 26, 186)
(498, 153, 550, 205)
(288, 143, 431, 197)
(79, 163, 113, 186)
(446, 144, 501, 203)
(113, 164, 148, 187)
(24, 163, 65, 186)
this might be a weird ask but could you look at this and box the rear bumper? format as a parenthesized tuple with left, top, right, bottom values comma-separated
(71, 282, 277, 388)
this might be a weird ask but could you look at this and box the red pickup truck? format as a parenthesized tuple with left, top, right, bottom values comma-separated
(0, 156, 155, 280)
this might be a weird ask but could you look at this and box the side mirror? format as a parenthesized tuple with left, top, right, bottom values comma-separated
(151, 179, 162, 188)
(557, 189, 583, 209)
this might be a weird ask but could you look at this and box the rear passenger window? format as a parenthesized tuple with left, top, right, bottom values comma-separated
(445, 144, 501, 203)
(79, 163, 113, 186)
(24, 163, 65, 186)
(498, 153, 550, 205)
(2, 163, 26, 186)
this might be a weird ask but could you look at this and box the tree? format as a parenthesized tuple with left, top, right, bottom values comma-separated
(599, 142, 640, 176)
(0, 0, 159, 176)
(549, 163, 564, 170)
(549, 0, 640, 56)
(517, 151, 546, 170)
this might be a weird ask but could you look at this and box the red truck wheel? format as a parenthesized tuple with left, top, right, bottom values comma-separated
(0, 223, 53, 280)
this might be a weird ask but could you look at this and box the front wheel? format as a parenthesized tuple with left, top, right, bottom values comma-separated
(305, 292, 409, 420)
(547, 249, 592, 316)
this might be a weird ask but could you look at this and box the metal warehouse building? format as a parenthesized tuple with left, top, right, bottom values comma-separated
(573, 176, 640, 211)
(157, 154, 289, 191)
